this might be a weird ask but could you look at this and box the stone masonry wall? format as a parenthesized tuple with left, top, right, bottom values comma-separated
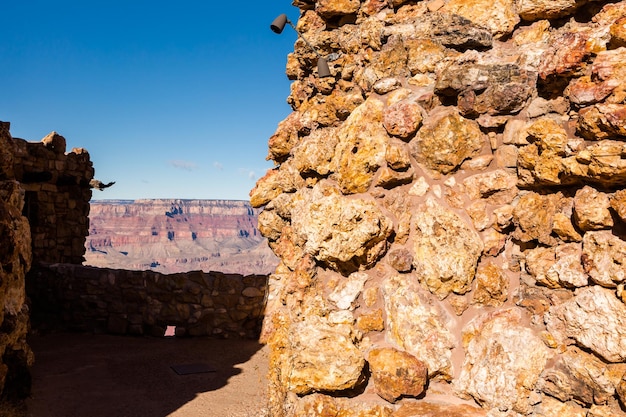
(28, 263, 268, 339)
(0, 121, 93, 401)
(0, 122, 33, 400)
(13, 131, 93, 264)
(251, 1, 626, 416)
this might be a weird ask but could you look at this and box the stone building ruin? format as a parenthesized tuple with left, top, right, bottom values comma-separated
(250, 0, 626, 416)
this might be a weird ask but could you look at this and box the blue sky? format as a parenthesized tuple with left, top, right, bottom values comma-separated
(0, 1, 299, 201)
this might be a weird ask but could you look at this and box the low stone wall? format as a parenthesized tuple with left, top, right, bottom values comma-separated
(27, 263, 268, 339)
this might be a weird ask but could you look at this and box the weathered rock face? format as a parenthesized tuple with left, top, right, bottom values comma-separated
(412, 197, 483, 299)
(456, 309, 549, 414)
(252, 1, 626, 416)
(539, 346, 616, 407)
(278, 317, 364, 394)
(411, 107, 484, 174)
(368, 347, 428, 403)
(84, 199, 278, 276)
(546, 286, 626, 363)
(383, 275, 456, 380)
(290, 181, 393, 273)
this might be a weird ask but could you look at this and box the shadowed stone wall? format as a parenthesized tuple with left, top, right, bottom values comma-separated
(250, 1, 626, 416)
(13, 130, 93, 264)
(28, 264, 268, 339)
(0, 122, 93, 401)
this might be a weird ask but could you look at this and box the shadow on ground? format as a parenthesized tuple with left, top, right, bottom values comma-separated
(25, 332, 268, 417)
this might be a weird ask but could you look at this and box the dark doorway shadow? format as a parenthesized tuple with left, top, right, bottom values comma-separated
(26, 332, 267, 417)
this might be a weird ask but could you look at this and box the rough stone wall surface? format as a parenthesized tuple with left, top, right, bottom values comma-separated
(0, 122, 94, 402)
(0, 123, 34, 400)
(27, 263, 268, 339)
(250, 1, 626, 416)
(13, 132, 94, 264)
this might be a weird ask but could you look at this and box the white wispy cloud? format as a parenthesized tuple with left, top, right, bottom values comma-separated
(169, 160, 198, 171)
(213, 161, 224, 171)
(239, 168, 257, 180)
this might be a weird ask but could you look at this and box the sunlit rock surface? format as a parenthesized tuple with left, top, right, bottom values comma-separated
(383, 275, 456, 380)
(252, 1, 626, 415)
(411, 197, 483, 299)
(546, 286, 626, 363)
(368, 347, 428, 403)
(456, 309, 550, 414)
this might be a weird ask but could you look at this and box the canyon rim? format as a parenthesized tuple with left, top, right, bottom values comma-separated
(84, 199, 278, 276)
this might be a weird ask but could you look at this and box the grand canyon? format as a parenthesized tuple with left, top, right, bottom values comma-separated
(84, 199, 278, 275)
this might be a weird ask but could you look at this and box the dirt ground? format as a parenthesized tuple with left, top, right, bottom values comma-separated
(24, 332, 269, 417)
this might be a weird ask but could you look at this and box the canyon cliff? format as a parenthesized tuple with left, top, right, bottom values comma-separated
(251, 0, 626, 416)
(84, 199, 278, 276)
